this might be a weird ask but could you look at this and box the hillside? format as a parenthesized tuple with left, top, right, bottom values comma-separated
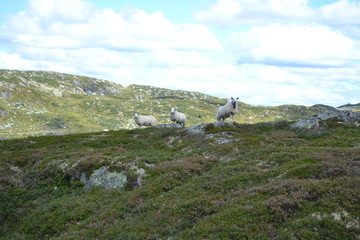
(337, 103, 360, 112)
(1, 120, 359, 239)
(1, 69, 336, 139)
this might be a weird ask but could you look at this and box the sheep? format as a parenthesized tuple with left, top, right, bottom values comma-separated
(170, 108, 187, 127)
(216, 97, 239, 122)
(133, 113, 157, 127)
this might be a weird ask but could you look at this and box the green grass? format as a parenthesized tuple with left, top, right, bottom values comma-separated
(1, 120, 359, 239)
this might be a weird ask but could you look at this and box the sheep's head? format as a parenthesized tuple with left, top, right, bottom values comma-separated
(230, 97, 239, 109)
(133, 113, 139, 118)
(170, 108, 176, 113)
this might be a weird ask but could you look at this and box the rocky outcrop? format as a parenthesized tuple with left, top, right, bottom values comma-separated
(73, 80, 120, 96)
(186, 122, 235, 135)
(0, 110, 8, 117)
(81, 166, 127, 191)
(156, 124, 183, 128)
(1, 90, 13, 99)
(291, 109, 360, 129)
(52, 89, 63, 97)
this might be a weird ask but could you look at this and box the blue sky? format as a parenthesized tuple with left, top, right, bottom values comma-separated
(0, 0, 360, 106)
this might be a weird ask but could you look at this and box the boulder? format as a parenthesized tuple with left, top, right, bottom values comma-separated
(0, 90, 13, 99)
(0, 110, 8, 117)
(81, 166, 127, 191)
(186, 122, 235, 135)
(52, 89, 63, 97)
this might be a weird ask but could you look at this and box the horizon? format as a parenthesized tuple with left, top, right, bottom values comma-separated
(1, 0, 360, 107)
(3, 68, 358, 109)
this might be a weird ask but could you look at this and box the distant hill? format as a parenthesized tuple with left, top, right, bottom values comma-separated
(337, 103, 360, 111)
(0, 69, 336, 138)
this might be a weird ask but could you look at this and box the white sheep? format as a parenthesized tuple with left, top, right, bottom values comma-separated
(170, 108, 187, 127)
(216, 97, 239, 122)
(133, 113, 157, 127)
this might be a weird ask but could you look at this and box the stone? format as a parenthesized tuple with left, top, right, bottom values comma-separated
(186, 122, 235, 135)
(81, 166, 127, 191)
(155, 124, 182, 128)
(0, 90, 13, 99)
(291, 109, 360, 129)
(52, 89, 63, 97)
(205, 131, 238, 144)
(0, 110, 8, 117)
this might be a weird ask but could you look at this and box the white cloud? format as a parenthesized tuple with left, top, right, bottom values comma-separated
(0, 0, 223, 89)
(0, 0, 359, 107)
(258, 66, 305, 84)
(28, 0, 95, 23)
(1, 0, 221, 52)
(230, 23, 359, 67)
(195, 0, 243, 26)
(196, 0, 360, 27)
(319, 0, 360, 25)
(0, 52, 36, 69)
(196, 0, 314, 26)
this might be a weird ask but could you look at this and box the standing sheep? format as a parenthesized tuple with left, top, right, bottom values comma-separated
(133, 113, 157, 127)
(170, 108, 187, 127)
(216, 97, 239, 122)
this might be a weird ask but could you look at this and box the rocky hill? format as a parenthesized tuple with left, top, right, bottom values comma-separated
(0, 69, 336, 139)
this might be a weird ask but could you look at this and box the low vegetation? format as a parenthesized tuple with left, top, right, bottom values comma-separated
(1, 120, 359, 239)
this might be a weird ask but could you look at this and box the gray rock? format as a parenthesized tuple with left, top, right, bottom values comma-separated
(205, 131, 239, 144)
(1, 90, 13, 99)
(0, 110, 8, 117)
(81, 166, 127, 191)
(52, 89, 63, 97)
(0, 123, 12, 130)
(291, 109, 360, 129)
(156, 124, 182, 128)
(74, 80, 120, 96)
(187, 122, 235, 135)
(214, 138, 238, 144)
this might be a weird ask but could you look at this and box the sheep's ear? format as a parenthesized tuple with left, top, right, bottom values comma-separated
(231, 97, 233, 100)
(236, 97, 239, 100)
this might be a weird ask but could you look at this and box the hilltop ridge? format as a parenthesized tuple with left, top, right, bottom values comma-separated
(0, 69, 337, 138)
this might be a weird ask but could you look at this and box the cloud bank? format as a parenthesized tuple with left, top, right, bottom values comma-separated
(0, 0, 359, 106)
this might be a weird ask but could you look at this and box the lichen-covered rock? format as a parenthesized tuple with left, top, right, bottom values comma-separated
(0, 110, 8, 117)
(291, 109, 360, 129)
(73, 80, 120, 96)
(81, 166, 127, 190)
(1, 90, 13, 99)
(52, 89, 63, 97)
(186, 122, 235, 135)
(205, 131, 239, 144)
(155, 124, 182, 128)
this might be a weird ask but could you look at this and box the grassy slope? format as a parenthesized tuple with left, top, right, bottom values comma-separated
(1, 69, 336, 139)
(1, 121, 359, 239)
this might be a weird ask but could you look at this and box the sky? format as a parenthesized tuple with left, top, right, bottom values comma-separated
(0, 0, 359, 107)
